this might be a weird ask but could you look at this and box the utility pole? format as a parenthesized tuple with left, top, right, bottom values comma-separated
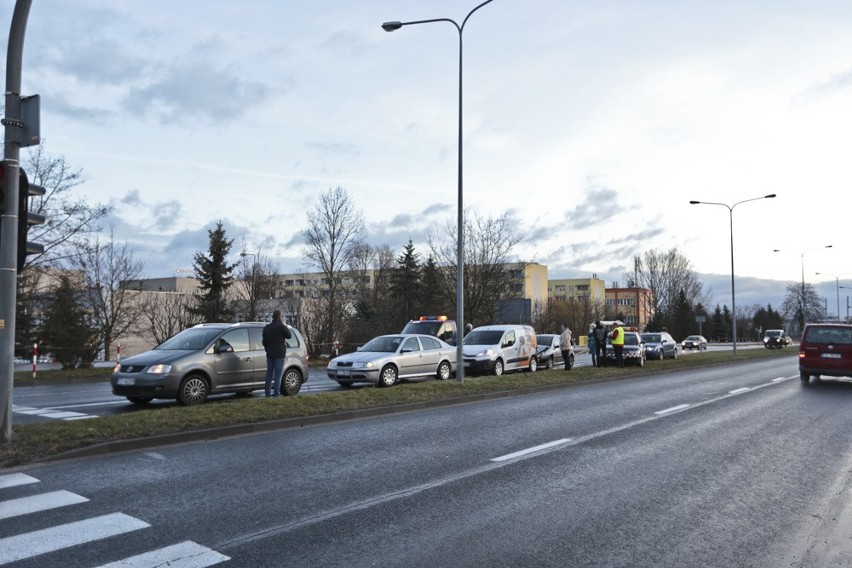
(1, 0, 35, 443)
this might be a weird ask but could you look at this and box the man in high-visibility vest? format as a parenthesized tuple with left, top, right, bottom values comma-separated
(610, 322, 625, 368)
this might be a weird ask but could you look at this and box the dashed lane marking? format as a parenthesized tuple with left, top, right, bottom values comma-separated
(0, 490, 89, 520)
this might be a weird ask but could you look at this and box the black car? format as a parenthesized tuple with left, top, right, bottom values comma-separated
(605, 331, 646, 366)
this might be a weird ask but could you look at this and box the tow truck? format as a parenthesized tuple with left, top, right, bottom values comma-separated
(401, 315, 458, 345)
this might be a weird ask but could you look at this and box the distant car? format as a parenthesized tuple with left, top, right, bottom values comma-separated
(535, 333, 574, 370)
(681, 335, 708, 351)
(111, 322, 309, 406)
(605, 331, 647, 366)
(326, 334, 455, 388)
(763, 329, 792, 349)
(640, 332, 678, 360)
(799, 323, 852, 385)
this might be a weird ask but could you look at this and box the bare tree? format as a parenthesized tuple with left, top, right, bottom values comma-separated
(22, 144, 110, 267)
(428, 209, 520, 325)
(301, 187, 366, 349)
(76, 232, 145, 360)
(138, 292, 202, 346)
(782, 282, 825, 333)
(234, 247, 279, 321)
(631, 248, 709, 327)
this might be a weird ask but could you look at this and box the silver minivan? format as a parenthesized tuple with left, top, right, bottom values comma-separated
(462, 324, 538, 376)
(111, 322, 309, 406)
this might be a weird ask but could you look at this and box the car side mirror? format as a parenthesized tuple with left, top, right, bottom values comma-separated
(217, 344, 234, 354)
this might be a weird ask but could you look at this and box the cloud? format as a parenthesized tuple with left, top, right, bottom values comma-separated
(305, 142, 359, 158)
(566, 186, 628, 229)
(121, 190, 141, 205)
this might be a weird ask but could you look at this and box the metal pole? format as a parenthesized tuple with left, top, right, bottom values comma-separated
(1, 0, 34, 443)
(382, 0, 493, 382)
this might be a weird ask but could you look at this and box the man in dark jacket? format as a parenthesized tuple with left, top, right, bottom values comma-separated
(593, 320, 607, 367)
(262, 309, 292, 397)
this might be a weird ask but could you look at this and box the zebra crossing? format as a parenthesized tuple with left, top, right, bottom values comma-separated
(0, 473, 229, 567)
(11, 404, 97, 421)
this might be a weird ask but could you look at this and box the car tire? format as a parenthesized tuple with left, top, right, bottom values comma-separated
(543, 356, 554, 370)
(527, 357, 538, 373)
(127, 396, 152, 405)
(638, 354, 645, 367)
(436, 361, 451, 381)
(378, 365, 398, 387)
(672, 348, 678, 360)
(800, 371, 810, 385)
(177, 374, 208, 406)
(281, 368, 303, 396)
(493, 359, 504, 376)
(565, 354, 574, 371)
(657, 350, 664, 361)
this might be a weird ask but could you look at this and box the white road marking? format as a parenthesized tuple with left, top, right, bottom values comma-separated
(0, 512, 150, 565)
(0, 473, 39, 490)
(654, 404, 691, 415)
(729, 388, 750, 394)
(12, 404, 96, 421)
(42, 400, 129, 409)
(95, 541, 230, 568)
(491, 439, 572, 462)
(0, 490, 89, 520)
(772, 376, 788, 383)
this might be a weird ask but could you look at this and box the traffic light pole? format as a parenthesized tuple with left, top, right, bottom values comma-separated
(1, 0, 34, 443)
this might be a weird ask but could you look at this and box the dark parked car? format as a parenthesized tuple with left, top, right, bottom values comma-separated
(681, 335, 708, 351)
(605, 331, 646, 366)
(535, 333, 574, 370)
(763, 329, 792, 349)
(641, 332, 678, 360)
(112, 322, 309, 405)
(799, 323, 852, 385)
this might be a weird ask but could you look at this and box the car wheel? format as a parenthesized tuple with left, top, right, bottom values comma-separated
(436, 361, 451, 381)
(800, 371, 810, 385)
(638, 354, 645, 367)
(378, 365, 398, 387)
(281, 368, 303, 396)
(672, 348, 678, 360)
(543, 356, 553, 370)
(527, 357, 538, 373)
(127, 396, 152, 406)
(493, 359, 504, 376)
(657, 350, 664, 361)
(565, 354, 574, 371)
(177, 374, 208, 406)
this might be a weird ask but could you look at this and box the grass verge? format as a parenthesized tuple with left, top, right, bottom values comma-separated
(2, 347, 795, 468)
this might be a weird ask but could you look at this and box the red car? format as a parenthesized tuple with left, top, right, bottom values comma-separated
(799, 323, 852, 385)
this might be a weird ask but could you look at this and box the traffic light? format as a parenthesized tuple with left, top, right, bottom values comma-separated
(17, 169, 45, 271)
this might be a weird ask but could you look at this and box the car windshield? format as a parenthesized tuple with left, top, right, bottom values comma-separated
(360, 336, 404, 353)
(804, 327, 852, 345)
(156, 327, 224, 350)
(536, 334, 556, 346)
(765, 330, 781, 337)
(641, 334, 661, 343)
(464, 330, 504, 345)
(624, 334, 639, 346)
(401, 321, 441, 335)
(686, 336, 701, 341)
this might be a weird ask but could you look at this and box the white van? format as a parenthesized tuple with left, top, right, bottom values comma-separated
(462, 324, 538, 376)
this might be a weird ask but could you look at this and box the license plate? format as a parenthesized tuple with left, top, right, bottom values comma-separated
(821, 353, 841, 359)
(337, 370, 349, 377)
(116, 378, 135, 386)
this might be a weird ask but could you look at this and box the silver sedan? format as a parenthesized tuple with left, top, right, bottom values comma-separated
(326, 334, 456, 388)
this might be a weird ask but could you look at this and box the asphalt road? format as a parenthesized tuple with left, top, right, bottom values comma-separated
(5, 354, 852, 567)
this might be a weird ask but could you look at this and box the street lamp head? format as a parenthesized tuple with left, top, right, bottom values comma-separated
(689, 200, 700, 204)
(382, 21, 403, 32)
(765, 194, 776, 198)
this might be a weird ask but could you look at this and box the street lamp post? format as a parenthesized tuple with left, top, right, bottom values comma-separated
(815, 272, 847, 322)
(382, 0, 494, 382)
(773, 245, 832, 328)
(841, 286, 852, 323)
(689, 194, 776, 355)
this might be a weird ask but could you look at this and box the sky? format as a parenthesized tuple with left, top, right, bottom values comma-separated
(4, 1, 852, 314)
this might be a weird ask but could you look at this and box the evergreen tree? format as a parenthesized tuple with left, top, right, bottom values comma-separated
(671, 289, 695, 340)
(41, 275, 99, 369)
(192, 221, 238, 322)
(389, 240, 421, 326)
(419, 255, 445, 317)
(752, 303, 784, 335)
(711, 305, 727, 342)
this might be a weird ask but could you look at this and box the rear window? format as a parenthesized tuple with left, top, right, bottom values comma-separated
(803, 326, 852, 345)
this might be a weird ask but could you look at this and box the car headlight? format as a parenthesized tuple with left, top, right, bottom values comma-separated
(475, 349, 494, 358)
(353, 361, 374, 369)
(146, 364, 172, 375)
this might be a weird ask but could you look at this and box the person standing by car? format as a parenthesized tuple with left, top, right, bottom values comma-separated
(611, 321, 625, 367)
(587, 324, 598, 367)
(593, 320, 607, 367)
(560, 324, 573, 372)
(262, 309, 292, 397)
